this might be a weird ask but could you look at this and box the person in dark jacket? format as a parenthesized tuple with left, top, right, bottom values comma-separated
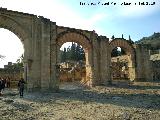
(1, 78, 6, 90)
(18, 78, 25, 97)
(6, 77, 11, 88)
(0, 78, 2, 96)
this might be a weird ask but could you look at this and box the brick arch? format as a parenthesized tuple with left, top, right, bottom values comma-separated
(109, 38, 136, 81)
(56, 30, 92, 50)
(56, 30, 93, 86)
(0, 14, 32, 89)
(109, 39, 136, 62)
(109, 38, 135, 55)
(0, 15, 29, 44)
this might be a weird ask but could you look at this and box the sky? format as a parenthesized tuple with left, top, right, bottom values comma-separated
(0, 0, 160, 67)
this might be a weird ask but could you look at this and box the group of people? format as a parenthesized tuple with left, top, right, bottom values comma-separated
(0, 77, 11, 88)
(0, 77, 25, 98)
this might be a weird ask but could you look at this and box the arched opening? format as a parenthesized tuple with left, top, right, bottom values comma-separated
(59, 42, 86, 89)
(0, 28, 24, 88)
(0, 15, 30, 88)
(55, 31, 92, 90)
(111, 46, 129, 81)
(109, 39, 136, 84)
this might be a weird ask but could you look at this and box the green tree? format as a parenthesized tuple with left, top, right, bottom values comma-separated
(111, 47, 119, 57)
(79, 46, 85, 61)
(60, 42, 85, 62)
(61, 47, 67, 62)
(70, 42, 76, 61)
(76, 44, 81, 61)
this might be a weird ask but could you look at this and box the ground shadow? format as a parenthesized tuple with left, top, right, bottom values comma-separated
(22, 84, 160, 110)
(109, 81, 160, 90)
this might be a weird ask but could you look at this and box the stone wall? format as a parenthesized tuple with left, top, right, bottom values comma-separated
(0, 8, 157, 91)
(135, 44, 152, 81)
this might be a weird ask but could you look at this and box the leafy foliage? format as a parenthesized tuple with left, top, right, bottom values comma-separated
(60, 42, 85, 62)
(111, 47, 126, 57)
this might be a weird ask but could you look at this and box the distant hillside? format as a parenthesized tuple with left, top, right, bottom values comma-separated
(135, 32, 160, 49)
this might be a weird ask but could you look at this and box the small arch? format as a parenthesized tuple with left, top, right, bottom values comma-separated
(109, 38, 136, 81)
(55, 30, 93, 88)
(56, 30, 91, 50)
(109, 38, 135, 54)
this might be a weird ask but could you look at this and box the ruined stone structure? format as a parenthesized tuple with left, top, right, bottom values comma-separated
(0, 62, 23, 87)
(111, 55, 129, 80)
(0, 8, 155, 91)
(150, 54, 160, 81)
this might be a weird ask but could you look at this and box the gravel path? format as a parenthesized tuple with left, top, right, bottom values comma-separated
(0, 82, 160, 120)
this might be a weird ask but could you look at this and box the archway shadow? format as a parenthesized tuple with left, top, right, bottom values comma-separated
(23, 83, 160, 110)
(110, 81, 160, 90)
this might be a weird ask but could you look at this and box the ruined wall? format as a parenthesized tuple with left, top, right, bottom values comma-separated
(1, 8, 156, 92)
(135, 44, 152, 81)
(98, 36, 111, 85)
(109, 39, 136, 81)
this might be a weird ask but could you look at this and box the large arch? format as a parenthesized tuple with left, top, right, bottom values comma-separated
(109, 38, 136, 81)
(0, 14, 31, 88)
(54, 30, 93, 88)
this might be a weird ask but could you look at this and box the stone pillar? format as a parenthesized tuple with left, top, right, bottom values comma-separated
(85, 49, 93, 86)
(50, 23, 60, 91)
(128, 55, 136, 81)
(39, 17, 51, 91)
(135, 44, 152, 81)
(99, 36, 111, 85)
(29, 17, 41, 90)
(23, 59, 33, 91)
(128, 67, 135, 81)
(23, 60, 28, 83)
(23, 36, 34, 91)
(50, 44, 59, 91)
(90, 32, 100, 86)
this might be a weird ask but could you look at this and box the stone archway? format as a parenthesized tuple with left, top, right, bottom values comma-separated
(0, 14, 32, 90)
(51, 30, 93, 89)
(109, 39, 136, 81)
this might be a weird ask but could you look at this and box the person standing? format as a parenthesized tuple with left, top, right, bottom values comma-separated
(6, 77, 11, 88)
(0, 78, 2, 96)
(18, 78, 25, 98)
(1, 78, 6, 92)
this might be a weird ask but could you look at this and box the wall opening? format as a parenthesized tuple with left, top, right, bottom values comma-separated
(58, 42, 87, 90)
(111, 46, 129, 81)
(55, 31, 92, 90)
(0, 28, 24, 88)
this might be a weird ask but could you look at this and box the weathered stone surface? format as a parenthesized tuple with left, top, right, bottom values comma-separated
(0, 8, 158, 91)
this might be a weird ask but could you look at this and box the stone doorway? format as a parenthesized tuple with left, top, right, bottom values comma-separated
(0, 28, 24, 88)
(53, 30, 93, 90)
(109, 38, 136, 83)
(58, 42, 86, 90)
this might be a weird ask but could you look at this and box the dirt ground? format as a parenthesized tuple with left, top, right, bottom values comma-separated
(0, 81, 160, 120)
